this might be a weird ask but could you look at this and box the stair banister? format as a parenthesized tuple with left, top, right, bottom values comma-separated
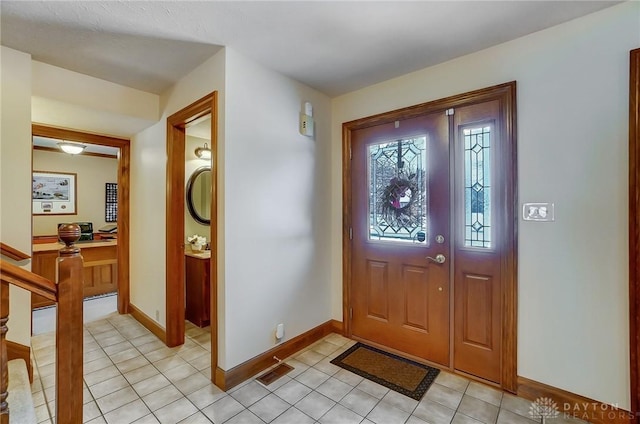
(55, 224, 84, 424)
(0, 223, 84, 424)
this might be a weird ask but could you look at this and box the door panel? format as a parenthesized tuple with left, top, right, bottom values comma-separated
(402, 265, 430, 332)
(366, 260, 390, 321)
(453, 101, 503, 383)
(351, 112, 450, 366)
(460, 273, 493, 348)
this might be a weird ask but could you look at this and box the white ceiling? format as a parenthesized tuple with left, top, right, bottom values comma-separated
(0, 1, 623, 97)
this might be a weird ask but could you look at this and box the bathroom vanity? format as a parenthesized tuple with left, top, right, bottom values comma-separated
(185, 250, 211, 328)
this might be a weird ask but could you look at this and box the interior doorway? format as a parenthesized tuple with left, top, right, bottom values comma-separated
(165, 92, 218, 381)
(30, 124, 131, 317)
(343, 82, 517, 391)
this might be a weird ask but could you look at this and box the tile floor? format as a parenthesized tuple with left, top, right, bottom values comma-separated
(28, 313, 587, 424)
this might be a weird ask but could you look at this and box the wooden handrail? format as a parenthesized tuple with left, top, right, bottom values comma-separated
(0, 243, 30, 262)
(1, 224, 85, 424)
(0, 260, 57, 302)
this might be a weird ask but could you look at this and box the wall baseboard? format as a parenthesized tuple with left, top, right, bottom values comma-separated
(6, 340, 32, 383)
(330, 320, 343, 335)
(517, 376, 634, 424)
(215, 320, 339, 391)
(128, 303, 166, 344)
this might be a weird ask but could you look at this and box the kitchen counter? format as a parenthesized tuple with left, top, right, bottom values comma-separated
(33, 239, 117, 253)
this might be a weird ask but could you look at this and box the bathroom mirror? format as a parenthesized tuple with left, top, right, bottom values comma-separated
(186, 166, 211, 225)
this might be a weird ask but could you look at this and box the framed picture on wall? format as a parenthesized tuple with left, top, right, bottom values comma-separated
(32, 171, 77, 215)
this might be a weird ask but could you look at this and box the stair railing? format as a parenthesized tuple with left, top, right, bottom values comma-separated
(1, 224, 84, 424)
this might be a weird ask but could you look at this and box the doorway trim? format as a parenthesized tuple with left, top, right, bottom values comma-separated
(165, 92, 218, 377)
(629, 47, 640, 416)
(342, 82, 518, 392)
(31, 124, 131, 313)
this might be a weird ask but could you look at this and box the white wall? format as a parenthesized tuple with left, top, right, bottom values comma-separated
(33, 150, 118, 236)
(330, 2, 638, 408)
(0, 47, 33, 345)
(129, 49, 226, 336)
(32, 61, 159, 138)
(131, 47, 333, 370)
(222, 49, 332, 368)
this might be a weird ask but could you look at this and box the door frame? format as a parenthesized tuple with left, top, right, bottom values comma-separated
(165, 92, 218, 376)
(31, 124, 131, 314)
(629, 47, 640, 415)
(342, 82, 518, 392)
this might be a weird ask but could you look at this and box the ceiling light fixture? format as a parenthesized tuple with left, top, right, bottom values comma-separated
(195, 143, 211, 160)
(58, 142, 86, 155)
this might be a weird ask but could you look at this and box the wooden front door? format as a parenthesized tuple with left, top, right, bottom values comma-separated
(346, 84, 517, 387)
(350, 112, 451, 366)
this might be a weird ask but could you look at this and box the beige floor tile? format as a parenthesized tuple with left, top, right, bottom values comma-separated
(231, 380, 271, 407)
(316, 377, 353, 402)
(248, 392, 291, 422)
(96, 386, 140, 414)
(457, 395, 500, 424)
(320, 404, 364, 424)
(367, 401, 411, 424)
(435, 371, 470, 393)
(123, 364, 160, 385)
(187, 383, 226, 409)
(132, 373, 172, 397)
(413, 398, 456, 424)
(466, 381, 503, 407)
(271, 407, 315, 424)
(173, 372, 212, 395)
(295, 391, 336, 420)
(339, 388, 379, 417)
(273, 379, 313, 405)
(154, 397, 198, 424)
(201, 395, 245, 423)
(142, 384, 185, 411)
(89, 374, 130, 399)
(425, 383, 464, 410)
(103, 399, 151, 424)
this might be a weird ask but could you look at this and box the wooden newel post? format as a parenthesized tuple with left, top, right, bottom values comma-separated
(56, 224, 84, 424)
(1, 280, 9, 424)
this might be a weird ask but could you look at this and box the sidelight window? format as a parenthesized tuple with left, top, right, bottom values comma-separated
(463, 126, 492, 248)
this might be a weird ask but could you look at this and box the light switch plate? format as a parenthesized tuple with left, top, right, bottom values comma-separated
(523, 202, 554, 221)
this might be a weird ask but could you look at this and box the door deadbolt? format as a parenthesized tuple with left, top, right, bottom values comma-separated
(435, 235, 445, 244)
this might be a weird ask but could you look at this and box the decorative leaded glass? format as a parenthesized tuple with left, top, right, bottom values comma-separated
(368, 137, 427, 243)
(464, 126, 491, 248)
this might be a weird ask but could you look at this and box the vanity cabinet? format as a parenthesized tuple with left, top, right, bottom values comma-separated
(185, 253, 210, 328)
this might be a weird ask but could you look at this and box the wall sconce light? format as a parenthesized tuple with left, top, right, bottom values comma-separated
(57, 141, 86, 155)
(195, 143, 211, 160)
